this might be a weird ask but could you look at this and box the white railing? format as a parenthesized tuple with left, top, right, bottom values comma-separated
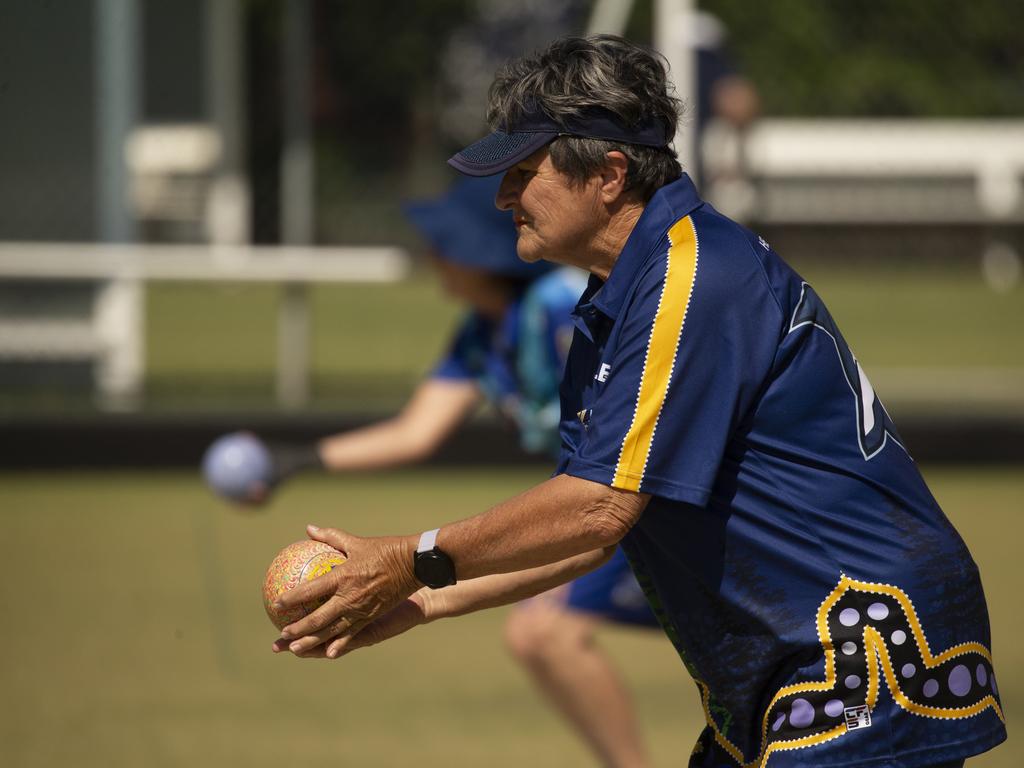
(0, 242, 410, 409)
(703, 118, 1024, 224)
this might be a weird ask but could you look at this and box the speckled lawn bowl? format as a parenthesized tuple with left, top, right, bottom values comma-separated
(263, 540, 346, 630)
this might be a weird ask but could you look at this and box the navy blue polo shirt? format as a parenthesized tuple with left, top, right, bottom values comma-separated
(555, 175, 1006, 767)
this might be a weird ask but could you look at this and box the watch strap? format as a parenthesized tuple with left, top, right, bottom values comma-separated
(417, 528, 440, 554)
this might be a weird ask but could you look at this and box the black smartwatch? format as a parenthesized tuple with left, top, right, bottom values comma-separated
(413, 529, 457, 589)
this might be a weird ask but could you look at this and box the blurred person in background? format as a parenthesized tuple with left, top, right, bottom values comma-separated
(691, 9, 761, 216)
(272, 35, 1005, 768)
(229, 175, 662, 768)
(693, 10, 760, 145)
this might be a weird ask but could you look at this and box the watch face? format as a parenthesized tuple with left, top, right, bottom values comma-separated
(415, 549, 456, 588)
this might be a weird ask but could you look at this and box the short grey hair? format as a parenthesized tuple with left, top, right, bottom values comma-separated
(487, 35, 684, 202)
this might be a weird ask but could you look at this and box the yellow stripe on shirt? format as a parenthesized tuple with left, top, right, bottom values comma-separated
(612, 216, 699, 491)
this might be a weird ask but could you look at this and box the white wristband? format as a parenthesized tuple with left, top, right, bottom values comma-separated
(417, 528, 440, 553)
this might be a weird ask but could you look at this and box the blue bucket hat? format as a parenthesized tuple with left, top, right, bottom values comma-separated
(403, 175, 552, 279)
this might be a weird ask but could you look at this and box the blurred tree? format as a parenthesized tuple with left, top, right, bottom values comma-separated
(313, 0, 474, 244)
(245, 0, 475, 245)
(246, 0, 1024, 244)
(702, 0, 1024, 116)
(314, 0, 473, 175)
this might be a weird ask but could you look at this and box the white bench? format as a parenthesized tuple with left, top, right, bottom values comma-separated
(0, 242, 410, 409)
(703, 118, 1024, 225)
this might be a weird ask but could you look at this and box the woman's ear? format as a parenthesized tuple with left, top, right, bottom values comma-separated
(598, 151, 630, 204)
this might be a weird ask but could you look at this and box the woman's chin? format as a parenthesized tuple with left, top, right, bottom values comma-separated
(515, 242, 545, 264)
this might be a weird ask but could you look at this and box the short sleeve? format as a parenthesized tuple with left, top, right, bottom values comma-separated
(516, 269, 586, 455)
(564, 217, 782, 505)
(517, 269, 587, 404)
(431, 313, 487, 381)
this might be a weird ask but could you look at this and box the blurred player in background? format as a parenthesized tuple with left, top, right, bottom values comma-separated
(206, 175, 660, 767)
(691, 10, 760, 188)
(694, 11, 760, 134)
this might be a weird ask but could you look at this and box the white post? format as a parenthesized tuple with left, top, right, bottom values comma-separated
(95, 0, 143, 409)
(278, 282, 310, 408)
(205, 0, 251, 245)
(278, 1, 315, 409)
(654, 0, 698, 186)
(282, 1, 314, 247)
(586, 0, 636, 35)
(95, 0, 139, 244)
(94, 276, 144, 410)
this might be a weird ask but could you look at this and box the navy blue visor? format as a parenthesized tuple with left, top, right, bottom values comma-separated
(449, 106, 670, 177)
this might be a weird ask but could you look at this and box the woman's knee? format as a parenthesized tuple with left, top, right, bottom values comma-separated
(503, 601, 593, 662)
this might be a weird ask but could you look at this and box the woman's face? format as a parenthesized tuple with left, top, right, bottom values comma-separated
(429, 255, 510, 319)
(496, 147, 603, 268)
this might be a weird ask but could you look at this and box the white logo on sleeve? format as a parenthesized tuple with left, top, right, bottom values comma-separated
(595, 363, 612, 382)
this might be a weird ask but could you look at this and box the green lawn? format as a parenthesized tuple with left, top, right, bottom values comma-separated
(144, 274, 463, 409)
(790, 260, 1024, 370)
(142, 262, 1024, 412)
(791, 260, 1024, 416)
(0, 466, 1018, 767)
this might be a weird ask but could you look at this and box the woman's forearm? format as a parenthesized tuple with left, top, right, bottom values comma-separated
(424, 546, 615, 619)
(336, 546, 617, 657)
(429, 473, 649, 582)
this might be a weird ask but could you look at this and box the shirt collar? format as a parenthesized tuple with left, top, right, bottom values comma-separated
(571, 274, 605, 342)
(588, 174, 704, 321)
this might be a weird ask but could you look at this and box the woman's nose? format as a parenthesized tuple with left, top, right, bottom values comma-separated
(495, 171, 517, 211)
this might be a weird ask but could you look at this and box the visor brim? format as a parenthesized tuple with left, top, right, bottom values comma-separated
(447, 130, 557, 177)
